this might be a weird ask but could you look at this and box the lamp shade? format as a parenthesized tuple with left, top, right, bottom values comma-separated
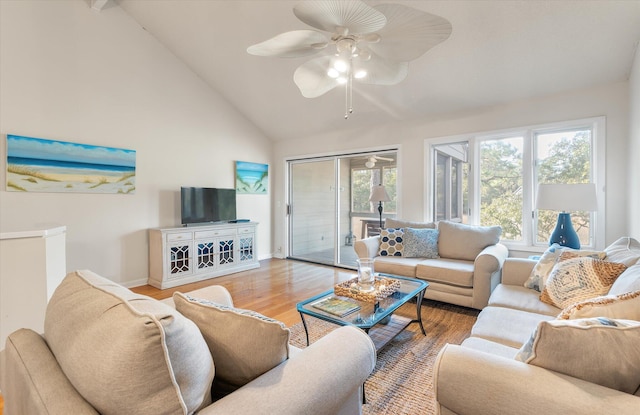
(535, 183, 597, 212)
(369, 185, 391, 203)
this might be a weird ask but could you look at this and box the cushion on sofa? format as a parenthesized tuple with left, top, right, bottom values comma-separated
(373, 257, 421, 277)
(488, 284, 561, 316)
(515, 317, 640, 394)
(44, 270, 214, 415)
(416, 258, 474, 288)
(173, 292, 290, 397)
(539, 252, 627, 309)
(524, 243, 606, 292)
(471, 306, 555, 348)
(378, 228, 405, 256)
(605, 237, 640, 267)
(437, 221, 501, 261)
(385, 218, 436, 229)
(608, 264, 640, 295)
(403, 228, 439, 258)
(557, 290, 640, 320)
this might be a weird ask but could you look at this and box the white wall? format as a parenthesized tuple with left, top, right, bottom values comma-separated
(273, 81, 630, 255)
(629, 41, 640, 240)
(0, 1, 272, 286)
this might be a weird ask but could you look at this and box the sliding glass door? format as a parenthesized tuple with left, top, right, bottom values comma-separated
(288, 151, 397, 268)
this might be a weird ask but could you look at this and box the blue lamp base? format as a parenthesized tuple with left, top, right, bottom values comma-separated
(549, 212, 580, 249)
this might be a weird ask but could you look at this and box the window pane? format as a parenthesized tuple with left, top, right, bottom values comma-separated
(435, 153, 447, 221)
(535, 129, 592, 245)
(351, 169, 373, 213)
(479, 137, 523, 241)
(382, 167, 397, 213)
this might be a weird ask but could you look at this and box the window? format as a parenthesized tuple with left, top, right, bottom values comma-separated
(433, 143, 468, 222)
(351, 163, 397, 215)
(428, 117, 604, 249)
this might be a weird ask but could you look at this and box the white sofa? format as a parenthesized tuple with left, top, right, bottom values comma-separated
(355, 219, 509, 310)
(1, 270, 376, 415)
(434, 237, 640, 414)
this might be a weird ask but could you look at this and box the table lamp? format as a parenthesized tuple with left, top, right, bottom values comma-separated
(369, 185, 391, 229)
(535, 183, 597, 249)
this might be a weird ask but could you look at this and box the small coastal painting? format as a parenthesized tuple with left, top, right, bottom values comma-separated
(236, 161, 268, 194)
(6, 134, 136, 194)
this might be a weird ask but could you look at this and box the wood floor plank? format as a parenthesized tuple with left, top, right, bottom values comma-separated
(131, 258, 357, 327)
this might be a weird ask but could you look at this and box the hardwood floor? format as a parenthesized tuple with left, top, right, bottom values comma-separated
(131, 258, 358, 327)
(0, 259, 354, 414)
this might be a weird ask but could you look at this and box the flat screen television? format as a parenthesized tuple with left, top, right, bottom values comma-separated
(181, 187, 237, 225)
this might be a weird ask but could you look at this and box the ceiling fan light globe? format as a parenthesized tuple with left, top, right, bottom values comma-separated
(365, 161, 375, 168)
(333, 59, 349, 73)
(354, 70, 367, 79)
(327, 68, 340, 78)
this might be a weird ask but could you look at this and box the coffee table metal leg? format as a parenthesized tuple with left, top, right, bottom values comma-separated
(414, 288, 427, 336)
(299, 312, 310, 346)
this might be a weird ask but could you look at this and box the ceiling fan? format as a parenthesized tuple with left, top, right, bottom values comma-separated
(247, 0, 452, 118)
(363, 155, 394, 168)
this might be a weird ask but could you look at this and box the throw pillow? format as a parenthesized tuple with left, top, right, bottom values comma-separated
(539, 252, 627, 309)
(604, 237, 640, 267)
(557, 290, 640, 320)
(514, 317, 640, 394)
(437, 221, 501, 261)
(44, 270, 214, 415)
(608, 264, 640, 295)
(524, 244, 606, 292)
(173, 292, 290, 397)
(403, 228, 439, 258)
(385, 218, 436, 229)
(378, 228, 405, 256)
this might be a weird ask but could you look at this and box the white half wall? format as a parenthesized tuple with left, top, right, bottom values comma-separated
(273, 81, 630, 255)
(0, 1, 272, 287)
(629, 41, 640, 240)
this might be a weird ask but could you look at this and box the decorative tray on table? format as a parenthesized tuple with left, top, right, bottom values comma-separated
(334, 276, 401, 303)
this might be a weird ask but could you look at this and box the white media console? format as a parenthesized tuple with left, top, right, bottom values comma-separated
(148, 222, 259, 289)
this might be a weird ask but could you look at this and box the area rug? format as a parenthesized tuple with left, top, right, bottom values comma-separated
(288, 300, 479, 415)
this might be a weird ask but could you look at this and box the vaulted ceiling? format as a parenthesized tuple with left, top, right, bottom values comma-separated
(115, 0, 640, 142)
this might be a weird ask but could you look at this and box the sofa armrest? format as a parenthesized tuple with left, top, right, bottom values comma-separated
(471, 243, 509, 309)
(501, 258, 537, 286)
(3, 329, 99, 415)
(434, 344, 640, 415)
(354, 236, 380, 259)
(198, 326, 376, 415)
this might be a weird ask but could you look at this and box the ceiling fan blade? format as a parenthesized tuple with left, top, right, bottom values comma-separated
(293, 56, 340, 98)
(247, 30, 328, 58)
(368, 4, 452, 61)
(294, 0, 386, 35)
(353, 52, 408, 86)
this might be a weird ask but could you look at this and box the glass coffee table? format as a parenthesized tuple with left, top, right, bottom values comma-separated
(296, 274, 429, 352)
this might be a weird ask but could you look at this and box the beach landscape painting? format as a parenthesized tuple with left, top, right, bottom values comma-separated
(236, 161, 268, 194)
(6, 134, 136, 194)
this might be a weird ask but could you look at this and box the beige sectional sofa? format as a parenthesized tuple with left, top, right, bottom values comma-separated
(434, 237, 640, 414)
(1, 270, 376, 415)
(355, 219, 509, 310)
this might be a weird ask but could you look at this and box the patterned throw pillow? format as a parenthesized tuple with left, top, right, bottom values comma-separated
(378, 228, 405, 256)
(403, 228, 439, 258)
(514, 317, 640, 394)
(557, 290, 640, 320)
(524, 244, 606, 292)
(539, 252, 627, 309)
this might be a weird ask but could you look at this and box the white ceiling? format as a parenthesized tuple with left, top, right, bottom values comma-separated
(115, 0, 640, 142)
